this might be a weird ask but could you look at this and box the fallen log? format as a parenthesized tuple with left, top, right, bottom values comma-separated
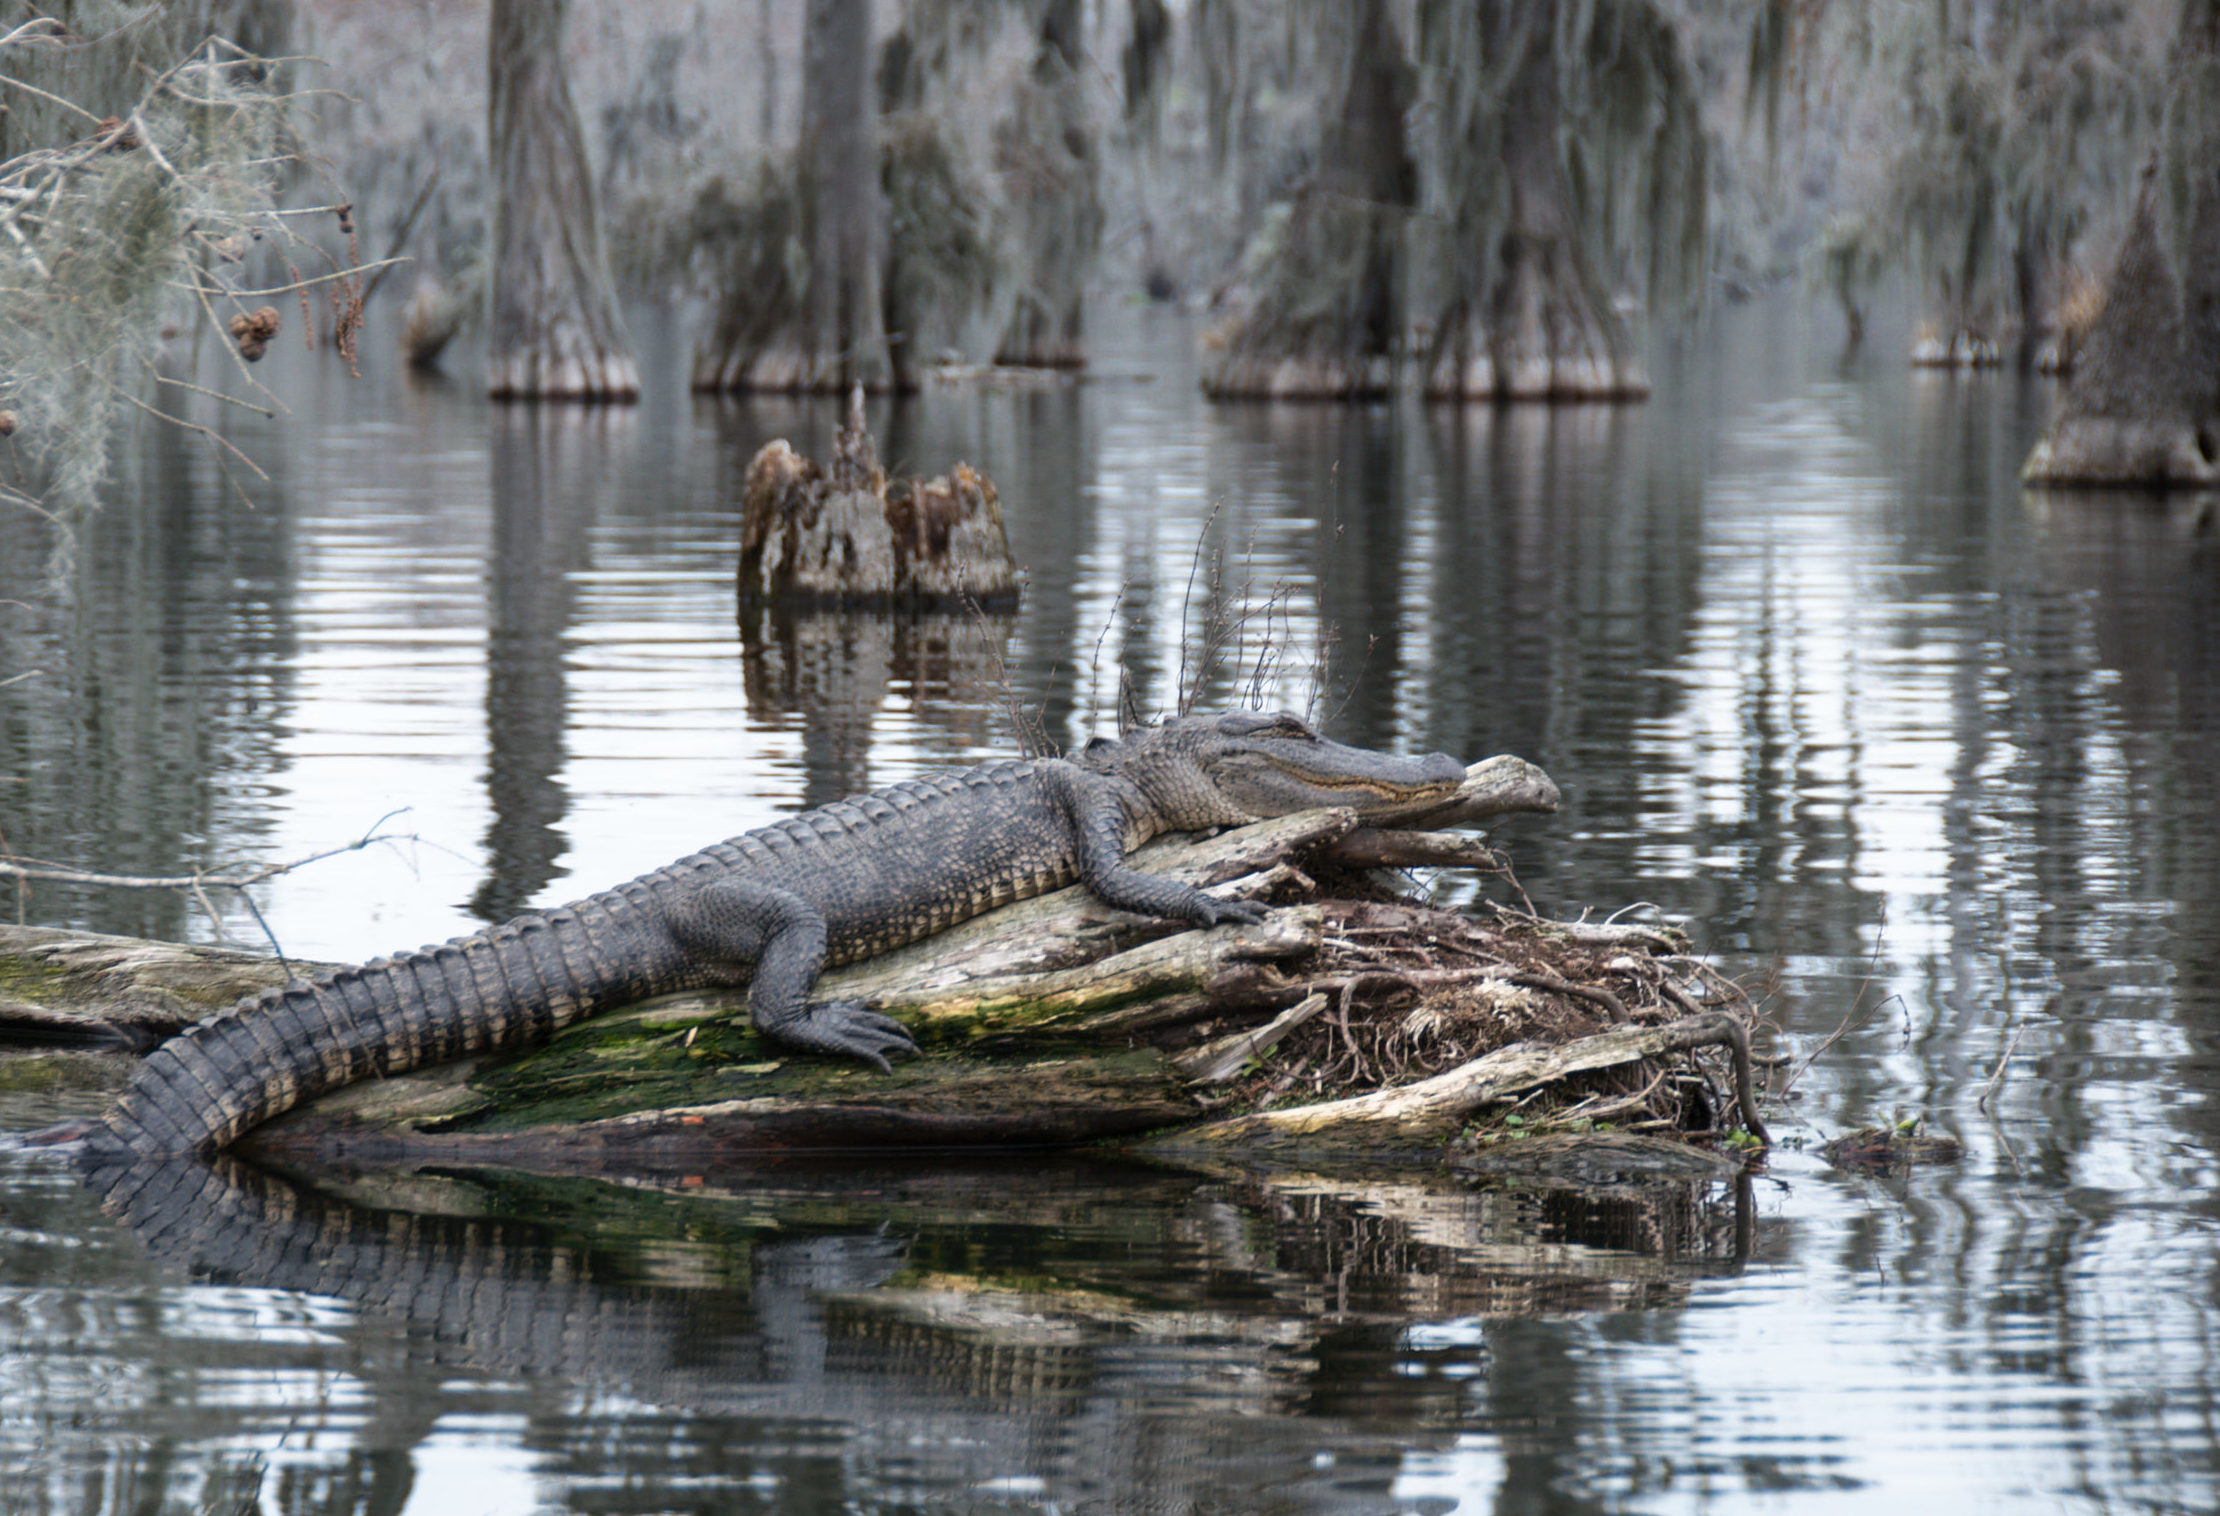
(0, 926, 333, 1050)
(2, 751, 1771, 1169)
(1145, 1012, 1767, 1160)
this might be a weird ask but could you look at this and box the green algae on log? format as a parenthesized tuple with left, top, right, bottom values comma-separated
(0, 926, 332, 1050)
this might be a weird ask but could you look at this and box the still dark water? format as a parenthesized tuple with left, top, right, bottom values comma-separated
(2, 301, 2217, 1513)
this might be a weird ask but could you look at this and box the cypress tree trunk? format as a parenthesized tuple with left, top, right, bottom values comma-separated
(2022, 10, 2220, 488)
(486, 0, 639, 401)
(2020, 168, 2218, 487)
(695, 0, 894, 393)
(1423, 4, 1647, 401)
(1199, 0, 1414, 398)
(993, 0, 1102, 370)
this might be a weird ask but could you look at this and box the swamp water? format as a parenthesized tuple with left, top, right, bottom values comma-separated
(1, 302, 2216, 1513)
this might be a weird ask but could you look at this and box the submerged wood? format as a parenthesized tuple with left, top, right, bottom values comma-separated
(738, 389, 1021, 610)
(3, 752, 1769, 1168)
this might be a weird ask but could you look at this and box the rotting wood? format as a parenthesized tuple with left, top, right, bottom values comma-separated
(1170, 992, 1329, 1085)
(1323, 828, 1501, 870)
(738, 387, 1021, 610)
(0, 925, 335, 1049)
(1148, 1013, 1767, 1158)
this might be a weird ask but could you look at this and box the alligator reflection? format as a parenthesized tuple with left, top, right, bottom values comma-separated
(76, 1151, 1751, 1512)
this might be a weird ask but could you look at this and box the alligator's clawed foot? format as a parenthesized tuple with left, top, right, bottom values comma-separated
(1199, 896, 1270, 928)
(777, 1000, 921, 1074)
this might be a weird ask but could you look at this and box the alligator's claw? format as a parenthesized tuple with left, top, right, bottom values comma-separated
(1199, 895, 1270, 927)
(794, 1000, 921, 1074)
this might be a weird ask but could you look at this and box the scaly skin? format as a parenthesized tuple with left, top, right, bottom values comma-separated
(84, 711, 1465, 1157)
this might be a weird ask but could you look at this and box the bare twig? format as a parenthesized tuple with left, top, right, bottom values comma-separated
(1174, 502, 1221, 714)
(185, 257, 405, 298)
(1084, 579, 1128, 737)
(1511, 971, 1629, 1025)
(1778, 908, 1892, 1100)
(1976, 1019, 2032, 1114)
(147, 364, 276, 418)
(0, 823, 417, 893)
(0, 66, 106, 127)
(963, 592, 1046, 757)
(112, 388, 270, 480)
(359, 170, 438, 306)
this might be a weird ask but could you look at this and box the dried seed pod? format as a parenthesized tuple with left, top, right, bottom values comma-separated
(227, 306, 282, 362)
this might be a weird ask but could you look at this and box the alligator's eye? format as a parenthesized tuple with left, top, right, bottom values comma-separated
(1222, 710, 1315, 739)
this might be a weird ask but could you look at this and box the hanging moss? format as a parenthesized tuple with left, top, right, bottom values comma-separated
(1759, 1, 2174, 363)
(0, 4, 314, 517)
(1195, 0, 1703, 402)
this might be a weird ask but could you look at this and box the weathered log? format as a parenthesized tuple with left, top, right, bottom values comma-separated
(1324, 828, 1500, 870)
(1170, 992, 1328, 1084)
(1148, 1012, 1766, 1159)
(1352, 753, 1561, 829)
(0, 925, 335, 1049)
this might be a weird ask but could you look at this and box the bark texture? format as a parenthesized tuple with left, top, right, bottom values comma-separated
(2022, 163, 2220, 487)
(992, 0, 1102, 370)
(485, 0, 639, 401)
(0, 925, 334, 1050)
(2022, 13, 2220, 486)
(1423, 5, 1648, 401)
(694, 0, 895, 393)
(1150, 1013, 1764, 1159)
(736, 390, 1021, 609)
(1199, 0, 1413, 399)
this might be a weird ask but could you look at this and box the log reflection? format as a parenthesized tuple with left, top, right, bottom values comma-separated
(56, 1150, 1751, 1514)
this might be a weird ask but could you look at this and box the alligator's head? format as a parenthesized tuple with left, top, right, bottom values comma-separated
(1075, 710, 1467, 831)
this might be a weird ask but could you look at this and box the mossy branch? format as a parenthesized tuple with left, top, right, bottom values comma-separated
(0, 14, 379, 521)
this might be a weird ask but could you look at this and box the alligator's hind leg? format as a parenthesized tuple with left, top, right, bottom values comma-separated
(666, 880, 920, 1071)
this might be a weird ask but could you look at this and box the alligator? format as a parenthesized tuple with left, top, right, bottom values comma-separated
(74, 711, 1466, 1158)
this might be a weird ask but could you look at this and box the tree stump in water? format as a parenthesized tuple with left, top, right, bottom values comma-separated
(2021, 161, 2220, 488)
(738, 389, 1021, 609)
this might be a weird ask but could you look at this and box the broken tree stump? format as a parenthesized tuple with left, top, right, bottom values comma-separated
(738, 387, 1021, 610)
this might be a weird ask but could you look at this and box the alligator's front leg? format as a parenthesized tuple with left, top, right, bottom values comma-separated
(666, 880, 920, 1071)
(1048, 763, 1270, 927)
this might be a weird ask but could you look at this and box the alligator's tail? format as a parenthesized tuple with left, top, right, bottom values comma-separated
(92, 910, 612, 1157)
